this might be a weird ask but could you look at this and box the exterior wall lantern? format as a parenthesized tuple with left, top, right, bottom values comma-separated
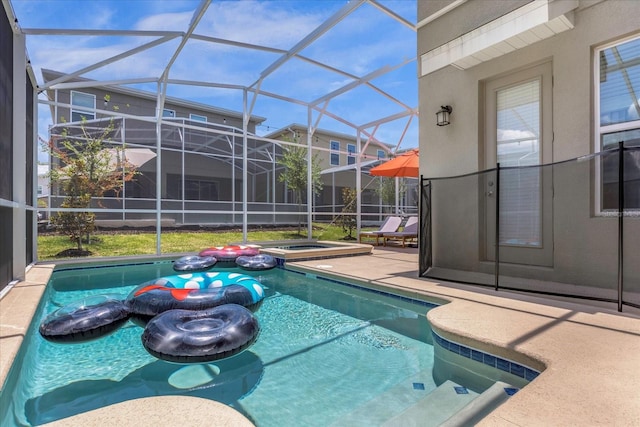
(436, 105, 452, 126)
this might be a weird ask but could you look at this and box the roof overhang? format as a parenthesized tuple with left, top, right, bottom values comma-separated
(420, 0, 578, 76)
(321, 159, 380, 175)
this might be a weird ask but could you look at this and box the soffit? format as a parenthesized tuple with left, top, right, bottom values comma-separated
(420, 0, 579, 76)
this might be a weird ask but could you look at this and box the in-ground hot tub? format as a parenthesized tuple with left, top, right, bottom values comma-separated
(258, 240, 373, 262)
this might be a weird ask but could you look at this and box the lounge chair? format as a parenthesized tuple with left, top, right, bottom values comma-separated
(383, 216, 418, 247)
(358, 216, 402, 246)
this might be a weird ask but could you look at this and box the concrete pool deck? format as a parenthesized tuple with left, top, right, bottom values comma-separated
(291, 246, 640, 426)
(1, 247, 639, 425)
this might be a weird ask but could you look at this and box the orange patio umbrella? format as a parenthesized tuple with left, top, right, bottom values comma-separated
(369, 149, 419, 177)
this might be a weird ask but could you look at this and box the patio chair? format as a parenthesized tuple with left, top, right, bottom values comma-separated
(358, 216, 402, 246)
(383, 216, 418, 247)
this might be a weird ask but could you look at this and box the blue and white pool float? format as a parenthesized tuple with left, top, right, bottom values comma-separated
(126, 272, 265, 319)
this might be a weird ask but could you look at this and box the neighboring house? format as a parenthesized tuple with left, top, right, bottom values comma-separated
(264, 124, 419, 221)
(37, 164, 48, 198)
(417, 0, 640, 306)
(42, 71, 413, 227)
(43, 69, 289, 227)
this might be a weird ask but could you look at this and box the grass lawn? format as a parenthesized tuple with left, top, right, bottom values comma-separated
(37, 223, 357, 260)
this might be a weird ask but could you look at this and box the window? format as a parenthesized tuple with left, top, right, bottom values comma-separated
(185, 178, 218, 200)
(347, 143, 356, 165)
(596, 34, 640, 211)
(163, 109, 176, 118)
(189, 113, 207, 123)
(167, 174, 219, 200)
(70, 91, 95, 122)
(377, 149, 386, 159)
(496, 78, 542, 246)
(330, 140, 340, 166)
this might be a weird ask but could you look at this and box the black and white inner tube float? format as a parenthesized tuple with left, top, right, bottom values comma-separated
(39, 294, 130, 343)
(173, 255, 217, 272)
(38, 272, 266, 363)
(141, 303, 260, 364)
(236, 254, 277, 271)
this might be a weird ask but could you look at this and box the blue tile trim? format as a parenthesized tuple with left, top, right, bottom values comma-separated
(283, 267, 440, 309)
(432, 330, 540, 381)
(54, 261, 161, 272)
(454, 386, 469, 394)
(504, 387, 519, 396)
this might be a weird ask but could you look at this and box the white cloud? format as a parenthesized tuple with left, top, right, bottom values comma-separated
(134, 11, 193, 32)
(17, 0, 418, 148)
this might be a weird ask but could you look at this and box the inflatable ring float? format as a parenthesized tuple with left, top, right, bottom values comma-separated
(173, 255, 217, 272)
(198, 245, 259, 263)
(236, 254, 277, 271)
(39, 295, 130, 343)
(126, 272, 265, 320)
(141, 304, 260, 364)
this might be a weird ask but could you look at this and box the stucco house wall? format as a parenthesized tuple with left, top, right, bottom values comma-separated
(418, 0, 640, 293)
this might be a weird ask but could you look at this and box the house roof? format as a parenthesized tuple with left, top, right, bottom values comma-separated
(320, 159, 381, 175)
(263, 123, 393, 151)
(41, 69, 266, 124)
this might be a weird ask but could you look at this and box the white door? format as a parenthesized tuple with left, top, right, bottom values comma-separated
(484, 62, 554, 267)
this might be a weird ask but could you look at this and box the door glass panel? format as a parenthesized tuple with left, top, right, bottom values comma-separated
(496, 79, 541, 247)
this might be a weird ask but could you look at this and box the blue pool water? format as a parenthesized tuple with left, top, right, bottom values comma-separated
(0, 262, 444, 426)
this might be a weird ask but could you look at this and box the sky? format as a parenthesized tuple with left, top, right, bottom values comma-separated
(9, 0, 419, 161)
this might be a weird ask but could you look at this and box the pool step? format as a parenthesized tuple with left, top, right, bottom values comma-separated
(329, 369, 437, 426)
(381, 380, 479, 427)
(439, 381, 517, 426)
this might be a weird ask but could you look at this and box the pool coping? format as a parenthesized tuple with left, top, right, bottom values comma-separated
(2, 248, 640, 426)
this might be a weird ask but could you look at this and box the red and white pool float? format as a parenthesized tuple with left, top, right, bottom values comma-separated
(199, 245, 259, 262)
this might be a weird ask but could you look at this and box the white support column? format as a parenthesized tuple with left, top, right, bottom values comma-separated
(13, 32, 27, 280)
(395, 177, 400, 215)
(121, 118, 126, 221)
(306, 108, 313, 240)
(272, 143, 276, 224)
(32, 82, 39, 262)
(155, 81, 165, 255)
(242, 89, 248, 242)
(356, 131, 362, 236)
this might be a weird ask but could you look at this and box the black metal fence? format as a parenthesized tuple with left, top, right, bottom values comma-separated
(420, 143, 640, 312)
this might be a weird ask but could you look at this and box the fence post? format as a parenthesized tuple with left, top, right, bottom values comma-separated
(495, 163, 500, 291)
(418, 175, 432, 276)
(618, 141, 624, 312)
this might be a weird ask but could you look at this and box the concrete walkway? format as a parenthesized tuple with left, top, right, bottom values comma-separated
(290, 246, 640, 426)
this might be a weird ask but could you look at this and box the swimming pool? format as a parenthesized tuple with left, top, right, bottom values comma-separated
(0, 261, 535, 426)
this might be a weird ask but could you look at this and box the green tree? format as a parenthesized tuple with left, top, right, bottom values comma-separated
(278, 140, 323, 235)
(46, 118, 138, 253)
(336, 187, 357, 239)
(374, 177, 406, 212)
